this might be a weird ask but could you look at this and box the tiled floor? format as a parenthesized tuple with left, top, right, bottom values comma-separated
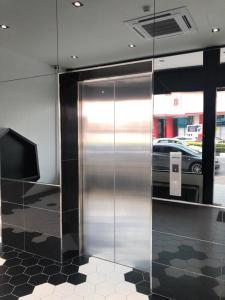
(0, 244, 168, 300)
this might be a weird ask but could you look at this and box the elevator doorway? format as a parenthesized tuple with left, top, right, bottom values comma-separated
(79, 73, 152, 271)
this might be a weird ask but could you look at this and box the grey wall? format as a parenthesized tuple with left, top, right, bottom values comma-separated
(0, 75, 59, 184)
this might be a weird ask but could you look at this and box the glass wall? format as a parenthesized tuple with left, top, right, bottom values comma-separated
(152, 52, 204, 203)
(214, 89, 225, 205)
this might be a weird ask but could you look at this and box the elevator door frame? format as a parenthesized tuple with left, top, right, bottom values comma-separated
(78, 71, 153, 270)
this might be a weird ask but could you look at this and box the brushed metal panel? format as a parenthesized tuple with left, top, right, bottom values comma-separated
(81, 81, 115, 261)
(80, 74, 152, 271)
(114, 75, 152, 271)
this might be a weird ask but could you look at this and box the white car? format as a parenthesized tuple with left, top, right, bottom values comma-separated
(154, 137, 202, 152)
(174, 136, 197, 142)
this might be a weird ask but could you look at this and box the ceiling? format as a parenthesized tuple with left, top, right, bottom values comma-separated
(0, 0, 225, 77)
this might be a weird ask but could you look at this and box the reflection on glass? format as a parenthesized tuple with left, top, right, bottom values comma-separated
(153, 91, 204, 203)
(214, 89, 225, 205)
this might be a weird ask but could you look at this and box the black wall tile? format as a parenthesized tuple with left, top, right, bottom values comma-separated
(59, 74, 78, 161)
(153, 200, 225, 244)
(1, 179, 23, 205)
(62, 209, 79, 261)
(24, 231, 61, 262)
(153, 230, 223, 279)
(2, 223, 25, 250)
(2, 202, 24, 227)
(61, 159, 78, 211)
(152, 262, 221, 300)
(24, 206, 60, 237)
(23, 183, 60, 212)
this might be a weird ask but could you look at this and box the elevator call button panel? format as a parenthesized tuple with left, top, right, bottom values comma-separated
(170, 152, 182, 197)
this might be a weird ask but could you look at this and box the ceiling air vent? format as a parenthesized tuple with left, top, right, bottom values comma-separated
(125, 7, 197, 39)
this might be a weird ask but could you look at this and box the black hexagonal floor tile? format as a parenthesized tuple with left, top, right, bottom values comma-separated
(18, 252, 33, 260)
(2, 251, 19, 260)
(7, 265, 25, 276)
(25, 265, 43, 276)
(68, 273, 87, 285)
(21, 257, 38, 267)
(149, 294, 170, 299)
(29, 273, 48, 286)
(61, 264, 79, 275)
(43, 264, 61, 276)
(0, 294, 18, 300)
(13, 283, 34, 297)
(48, 273, 67, 285)
(0, 274, 11, 285)
(38, 258, 53, 267)
(0, 283, 14, 296)
(0, 246, 14, 253)
(9, 273, 30, 286)
(4, 258, 21, 268)
(0, 265, 8, 275)
(72, 256, 89, 266)
(136, 280, 151, 296)
(124, 270, 143, 284)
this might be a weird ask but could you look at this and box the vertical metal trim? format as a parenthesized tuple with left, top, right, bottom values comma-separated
(78, 82, 84, 255)
(57, 73, 63, 262)
(202, 49, 220, 204)
(113, 81, 116, 263)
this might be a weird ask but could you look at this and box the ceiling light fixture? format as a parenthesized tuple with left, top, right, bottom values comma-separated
(128, 44, 136, 48)
(72, 1, 84, 7)
(212, 27, 220, 33)
(0, 24, 9, 29)
(71, 55, 79, 59)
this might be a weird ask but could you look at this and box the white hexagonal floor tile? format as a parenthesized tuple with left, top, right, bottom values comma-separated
(75, 282, 95, 297)
(127, 292, 149, 300)
(106, 271, 125, 284)
(19, 295, 40, 300)
(113, 264, 132, 274)
(63, 294, 83, 300)
(97, 263, 115, 274)
(96, 282, 116, 296)
(86, 272, 106, 284)
(0, 257, 6, 266)
(42, 295, 60, 300)
(89, 257, 105, 265)
(116, 281, 136, 295)
(33, 283, 55, 298)
(54, 282, 75, 297)
(84, 294, 105, 300)
(79, 263, 97, 275)
(106, 293, 127, 300)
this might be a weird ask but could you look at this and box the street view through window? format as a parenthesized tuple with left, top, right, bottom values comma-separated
(152, 91, 225, 205)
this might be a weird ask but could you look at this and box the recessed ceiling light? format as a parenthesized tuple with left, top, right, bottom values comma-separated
(71, 55, 79, 59)
(72, 1, 84, 7)
(0, 24, 9, 29)
(128, 44, 136, 48)
(212, 27, 220, 33)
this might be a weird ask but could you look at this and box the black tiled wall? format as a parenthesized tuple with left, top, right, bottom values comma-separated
(1, 179, 61, 262)
(60, 73, 80, 261)
(153, 199, 225, 299)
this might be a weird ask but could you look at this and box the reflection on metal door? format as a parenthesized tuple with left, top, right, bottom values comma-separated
(79, 73, 152, 270)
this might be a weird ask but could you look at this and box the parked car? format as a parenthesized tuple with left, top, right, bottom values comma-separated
(154, 138, 202, 153)
(154, 138, 188, 146)
(174, 136, 197, 142)
(153, 143, 220, 174)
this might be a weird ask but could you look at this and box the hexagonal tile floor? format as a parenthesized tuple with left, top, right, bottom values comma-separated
(0, 244, 168, 300)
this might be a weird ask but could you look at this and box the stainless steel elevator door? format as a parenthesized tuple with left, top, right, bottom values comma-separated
(81, 81, 115, 261)
(114, 76, 152, 270)
(80, 74, 152, 270)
